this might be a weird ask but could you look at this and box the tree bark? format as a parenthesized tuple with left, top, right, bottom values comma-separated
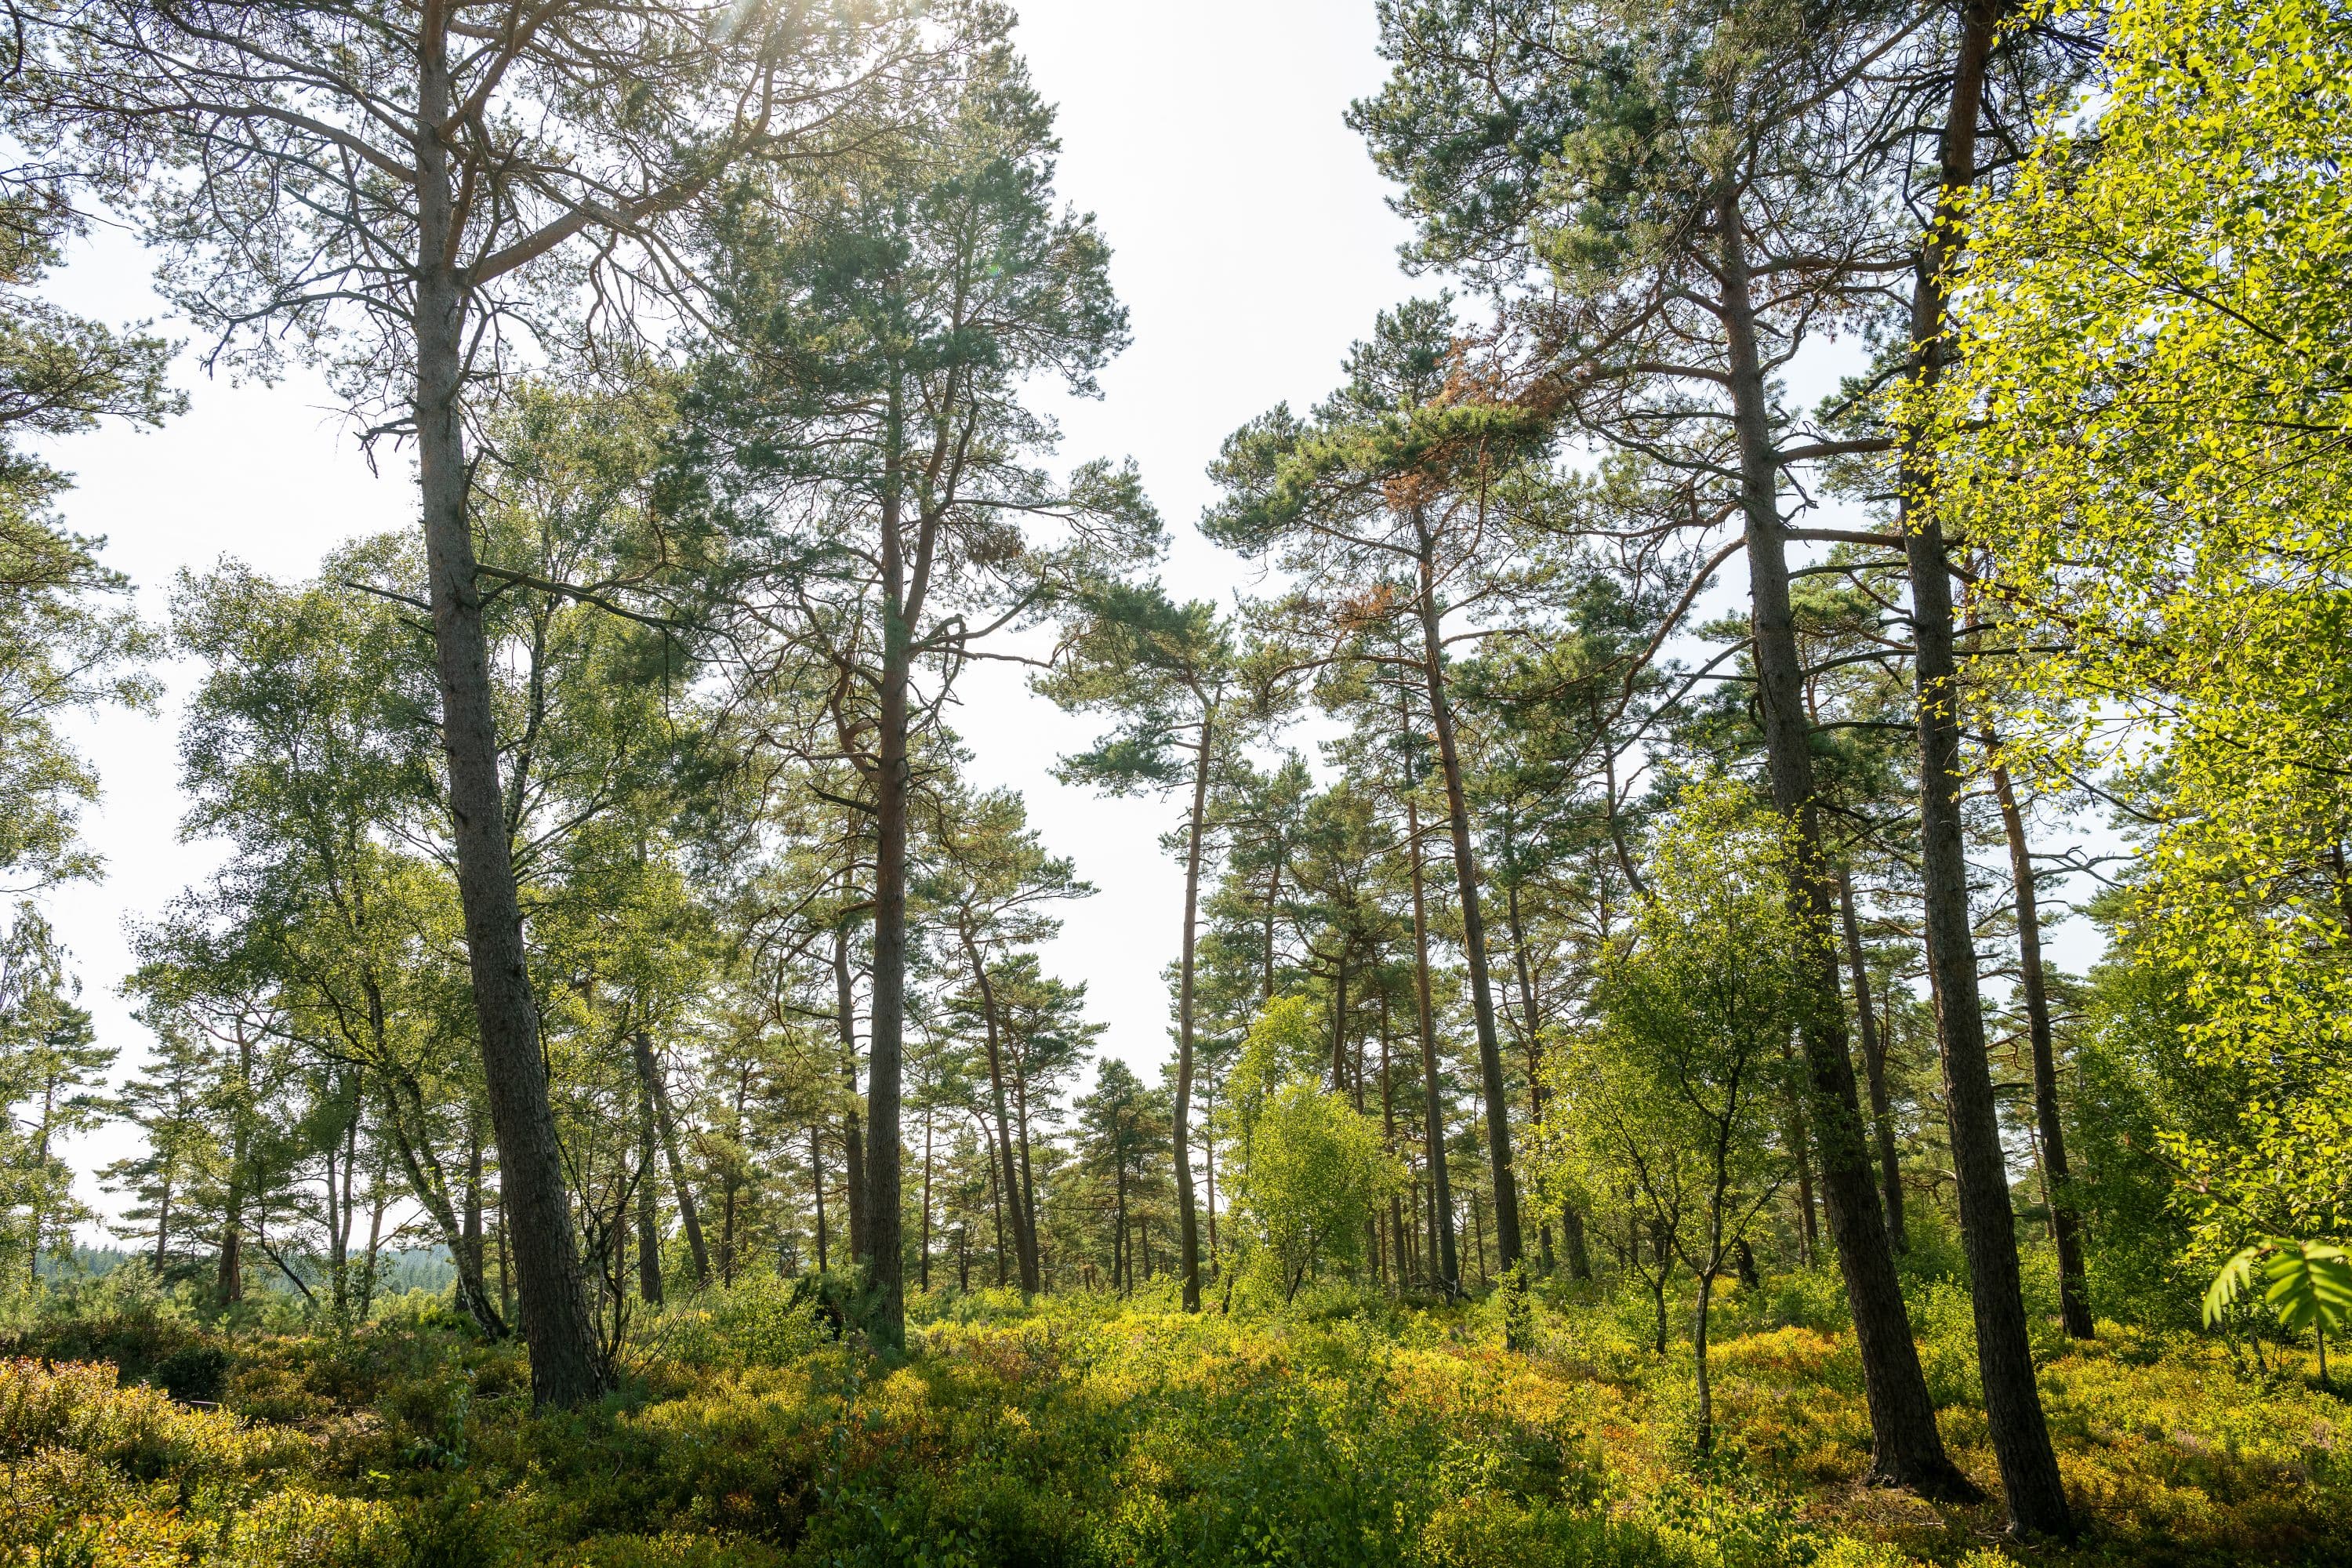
(1897, 0, 2073, 1533)
(965, 930, 1040, 1292)
(862, 476, 911, 1349)
(412, 27, 599, 1405)
(1174, 706, 1213, 1311)
(1414, 557, 1523, 1269)
(833, 923, 867, 1263)
(637, 1063, 663, 1306)
(1406, 797, 1460, 1294)
(1839, 871, 1908, 1253)
(1987, 757, 2092, 1338)
(632, 1032, 710, 1288)
(1719, 180, 1969, 1497)
(811, 1123, 830, 1271)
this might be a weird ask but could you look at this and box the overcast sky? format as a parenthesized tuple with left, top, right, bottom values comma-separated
(35, 2, 1432, 1232)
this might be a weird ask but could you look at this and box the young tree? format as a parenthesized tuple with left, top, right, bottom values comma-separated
(1225, 997, 1400, 1302)
(1552, 784, 1806, 1457)
(0, 909, 114, 1276)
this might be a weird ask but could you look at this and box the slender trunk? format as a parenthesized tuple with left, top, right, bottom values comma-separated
(720, 1066, 749, 1286)
(1113, 1161, 1129, 1295)
(1693, 1270, 1718, 1457)
(966, 930, 1040, 1291)
(632, 1033, 710, 1288)
(362, 1145, 389, 1322)
(1407, 797, 1460, 1294)
(152, 1165, 172, 1275)
(1896, 0, 2072, 1532)
(331, 1095, 358, 1316)
(1014, 1073, 1041, 1287)
(1414, 558, 1521, 1269)
(920, 1108, 934, 1293)
(1839, 872, 1908, 1252)
(1472, 1186, 1490, 1287)
(1204, 1069, 1221, 1272)
(637, 1062, 662, 1307)
(1329, 949, 1349, 1093)
(985, 1129, 1006, 1286)
(1781, 1033, 1819, 1264)
(412, 29, 597, 1405)
(1263, 856, 1281, 1005)
(834, 924, 867, 1264)
(218, 1026, 250, 1305)
(463, 1117, 485, 1301)
(1988, 757, 2092, 1338)
(1719, 180, 1966, 1497)
(1648, 1222, 1670, 1356)
(377, 1073, 504, 1335)
(811, 1123, 829, 1272)
(863, 475, 913, 1348)
(1504, 879, 1557, 1274)
(1175, 707, 1212, 1311)
(1382, 1003, 1410, 1289)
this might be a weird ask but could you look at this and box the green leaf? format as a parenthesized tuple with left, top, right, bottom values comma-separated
(2257, 1240, 2352, 1337)
(2203, 1243, 2265, 1327)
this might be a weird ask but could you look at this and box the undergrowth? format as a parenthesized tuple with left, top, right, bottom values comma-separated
(0, 1269, 2341, 1567)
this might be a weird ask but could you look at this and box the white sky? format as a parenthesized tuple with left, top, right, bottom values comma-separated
(37, 1, 1427, 1232)
(34, 2, 2104, 1237)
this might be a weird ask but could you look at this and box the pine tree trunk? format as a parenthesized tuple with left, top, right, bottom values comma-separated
(1839, 871, 1908, 1252)
(1406, 797, 1460, 1294)
(1896, 0, 2073, 1532)
(966, 930, 1040, 1292)
(1987, 757, 2093, 1338)
(1718, 180, 1968, 1498)
(412, 29, 599, 1404)
(863, 486, 911, 1348)
(834, 924, 866, 1263)
(1174, 708, 1212, 1311)
(811, 1123, 829, 1272)
(637, 1069, 662, 1306)
(1414, 560, 1522, 1269)
(633, 1033, 710, 1288)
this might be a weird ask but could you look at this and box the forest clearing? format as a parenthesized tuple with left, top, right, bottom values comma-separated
(0, 0, 2346, 1563)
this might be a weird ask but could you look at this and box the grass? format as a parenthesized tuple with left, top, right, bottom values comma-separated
(0, 1267, 2343, 1567)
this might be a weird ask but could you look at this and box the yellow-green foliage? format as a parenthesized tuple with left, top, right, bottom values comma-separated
(1943, 0, 2352, 1254)
(0, 1290, 2343, 1567)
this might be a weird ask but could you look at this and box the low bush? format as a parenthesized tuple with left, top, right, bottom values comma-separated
(0, 1278, 2341, 1566)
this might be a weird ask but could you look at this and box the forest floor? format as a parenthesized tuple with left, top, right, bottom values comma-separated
(0, 1266, 2343, 1568)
